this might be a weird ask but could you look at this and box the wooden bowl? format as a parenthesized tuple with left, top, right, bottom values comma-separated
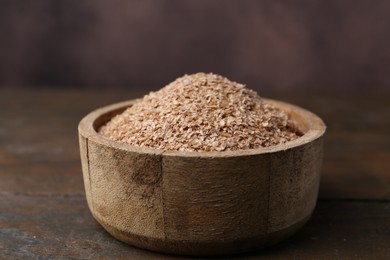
(78, 98, 326, 256)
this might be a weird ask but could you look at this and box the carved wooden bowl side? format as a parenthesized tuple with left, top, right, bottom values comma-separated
(78, 99, 326, 256)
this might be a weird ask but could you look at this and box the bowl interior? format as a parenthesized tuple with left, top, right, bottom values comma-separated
(93, 107, 128, 132)
(83, 98, 325, 157)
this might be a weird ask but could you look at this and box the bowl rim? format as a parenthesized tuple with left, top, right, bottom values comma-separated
(78, 98, 326, 158)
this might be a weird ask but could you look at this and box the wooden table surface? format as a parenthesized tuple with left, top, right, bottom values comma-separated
(0, 89, 389, 259)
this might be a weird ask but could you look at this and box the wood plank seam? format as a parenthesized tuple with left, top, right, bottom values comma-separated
(86, 137, 94, 212)
(161, 151, 166, 240)
(266, 157, 271, 235)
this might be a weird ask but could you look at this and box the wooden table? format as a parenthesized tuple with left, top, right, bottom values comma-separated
(1, 89, 389, 259)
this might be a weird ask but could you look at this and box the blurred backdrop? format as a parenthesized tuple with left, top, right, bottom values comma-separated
(0, 0, 389, 91)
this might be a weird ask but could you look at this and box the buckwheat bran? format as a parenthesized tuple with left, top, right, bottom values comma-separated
(99, 73, 302, 152)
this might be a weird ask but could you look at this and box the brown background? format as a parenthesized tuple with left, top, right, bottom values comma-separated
(0, 0, 389, 91)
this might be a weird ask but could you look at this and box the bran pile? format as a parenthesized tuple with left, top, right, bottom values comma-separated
(99, 73, 302, 152)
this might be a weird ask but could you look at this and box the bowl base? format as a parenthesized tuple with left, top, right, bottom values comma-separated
(95, 214, 310, 256)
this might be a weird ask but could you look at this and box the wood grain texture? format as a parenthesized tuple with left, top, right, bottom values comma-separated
(78, 98, 325, 255)
(0, 194, 388, 259)
(0, 89, 389, 258)
(268, 138, 322, 233)
(87, 141, 165, 240)
(161, 154, 271, 255)
(162, 154, 270, 240)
